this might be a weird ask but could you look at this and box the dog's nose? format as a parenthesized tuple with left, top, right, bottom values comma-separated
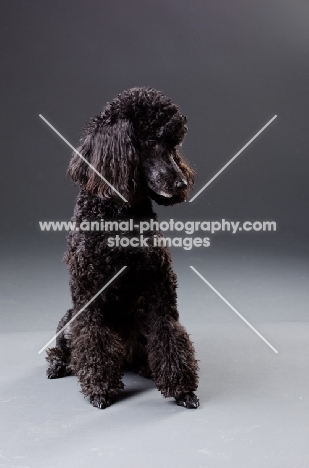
(175, 179, 187, 191)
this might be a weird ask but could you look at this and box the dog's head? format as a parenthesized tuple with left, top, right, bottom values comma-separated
(68, 87, 194, 205)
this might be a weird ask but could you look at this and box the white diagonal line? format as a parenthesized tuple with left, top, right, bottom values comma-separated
(39, 114, 128, 203)
(190, 266, 278, 354)
(189, 115, 277, 202)
(38, 266, 127, 354)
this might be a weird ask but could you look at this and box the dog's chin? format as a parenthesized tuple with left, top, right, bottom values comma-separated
(155, 189, 173, 199)
(148, 186, 188, 206)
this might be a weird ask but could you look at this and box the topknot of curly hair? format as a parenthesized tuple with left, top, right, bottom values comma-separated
(86, 87, 187, 146)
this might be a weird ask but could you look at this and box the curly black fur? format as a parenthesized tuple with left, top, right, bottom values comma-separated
(46, 87, 199, 409)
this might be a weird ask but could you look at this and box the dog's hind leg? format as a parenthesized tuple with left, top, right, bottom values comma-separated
(46, 309, 73, 379)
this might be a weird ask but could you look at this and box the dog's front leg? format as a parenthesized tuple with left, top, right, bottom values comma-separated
(70, 308, 124, 409)
(146, 313, 199, 409)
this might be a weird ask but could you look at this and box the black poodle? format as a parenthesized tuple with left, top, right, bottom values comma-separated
(46, 87, 199, 409)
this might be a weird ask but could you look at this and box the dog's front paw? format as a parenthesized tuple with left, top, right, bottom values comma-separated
(46, 365, 72, 379)
(175, 392, 199, 409)
(90, 394, 111, 409)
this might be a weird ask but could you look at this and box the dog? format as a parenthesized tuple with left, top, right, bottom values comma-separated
(46, 87, 199, 409)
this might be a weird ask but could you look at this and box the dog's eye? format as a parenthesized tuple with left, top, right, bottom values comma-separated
(147, 140, 157, 147)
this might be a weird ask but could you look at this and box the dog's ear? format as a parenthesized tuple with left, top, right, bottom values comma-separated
(67, 119, 139, 203)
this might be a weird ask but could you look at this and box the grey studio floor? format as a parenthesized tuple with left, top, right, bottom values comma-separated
(1, 240, 309, 468)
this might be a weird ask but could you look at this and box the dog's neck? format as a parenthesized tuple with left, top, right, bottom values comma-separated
(73, 189, 157, 221)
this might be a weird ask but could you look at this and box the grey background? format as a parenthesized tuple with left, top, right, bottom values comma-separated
(1, 1, 309, 467)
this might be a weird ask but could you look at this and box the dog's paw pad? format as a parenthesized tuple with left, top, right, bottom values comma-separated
(176, 392, 199, 409)
(90, 394, 111, 409)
